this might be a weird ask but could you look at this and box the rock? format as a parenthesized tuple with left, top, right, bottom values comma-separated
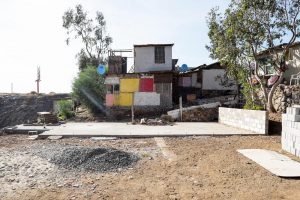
(91, 137, 117, 141)
(161, 115, 174, 123)
(27, 135, 40, 140)
(48, 136, 63, 140)
(140, 118, 147, 124)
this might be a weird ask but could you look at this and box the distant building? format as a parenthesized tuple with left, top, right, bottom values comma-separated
(134, 44, 174, 73)
(257, 42, 300, 82)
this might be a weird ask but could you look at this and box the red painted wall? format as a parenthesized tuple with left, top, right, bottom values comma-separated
(140, 78, 154, 92)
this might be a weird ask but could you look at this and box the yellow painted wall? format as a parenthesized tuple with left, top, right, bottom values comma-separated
(119, 92, 133, 106)
(120, 78, 140, 92)
(113, 94, 120, 106)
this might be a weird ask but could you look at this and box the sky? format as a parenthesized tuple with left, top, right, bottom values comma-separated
(0, 0, 230, 93)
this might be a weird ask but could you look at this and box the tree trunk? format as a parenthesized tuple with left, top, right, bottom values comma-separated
(267, 72, 284, 113)
(254, 64, 268, 109)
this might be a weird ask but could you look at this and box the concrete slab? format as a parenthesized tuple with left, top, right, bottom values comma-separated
(48, 136, 63, 140)
(39, 122, 262, 138)
(238, 149, 300, 177)
(27, 135, 40, 140)
(91, 137, 117, 141)
(4, 125, 50, 134)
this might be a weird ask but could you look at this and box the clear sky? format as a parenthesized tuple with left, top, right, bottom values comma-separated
(0, 0, 229, 93)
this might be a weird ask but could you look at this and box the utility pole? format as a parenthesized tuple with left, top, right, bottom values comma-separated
(36, 66, 41, 94)
(11, 83, 13, 93)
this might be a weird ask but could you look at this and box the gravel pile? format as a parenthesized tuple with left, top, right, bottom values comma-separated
(32, 145, 139, 172)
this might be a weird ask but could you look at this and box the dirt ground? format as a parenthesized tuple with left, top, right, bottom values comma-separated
(1, 135, 300, 200)
(269, 112, 282, 135)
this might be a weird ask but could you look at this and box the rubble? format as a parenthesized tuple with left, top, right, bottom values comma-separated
(182, 107, 218, 122)
(33, 145, 139, 172)
(167, 102, 221, 120)
(139, 114, 175, 126)
(37, 112, 58, 124)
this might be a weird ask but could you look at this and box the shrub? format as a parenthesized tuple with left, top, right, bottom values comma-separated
(57, 100, 74, 120)
(72, 66, 106, 113)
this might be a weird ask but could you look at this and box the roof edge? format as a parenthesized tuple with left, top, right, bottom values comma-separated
(134, 44, 174, 47)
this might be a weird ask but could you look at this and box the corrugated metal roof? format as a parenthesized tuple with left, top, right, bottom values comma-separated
(258, 41, 300, 56)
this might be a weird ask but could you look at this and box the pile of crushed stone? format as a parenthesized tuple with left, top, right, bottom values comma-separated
(32, 145, 139, 172)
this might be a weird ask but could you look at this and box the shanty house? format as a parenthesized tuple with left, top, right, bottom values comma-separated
(104, 44, 175, 108)
(175, 62, 237, 103)
(257, 42, 300, 83)
(134, 44, 174, 73)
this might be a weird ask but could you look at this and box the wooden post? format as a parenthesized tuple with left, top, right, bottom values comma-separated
(131, 93, 135, 123)
(179, 96, 183, 122)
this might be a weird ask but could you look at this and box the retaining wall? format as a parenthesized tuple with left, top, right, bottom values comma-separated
(219, 107, 268, 134)
(0, 93, 70, 128)
(282, 106, 300, 157)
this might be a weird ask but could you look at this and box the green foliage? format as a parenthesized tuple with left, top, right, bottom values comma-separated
(57, 100, 74, 120)
(62, 4, 113, 71)
(207, 0, 300, 112)
(241, 82, 264, 110)
(243, 103, 264, 111)
(72, 66, 106, 113)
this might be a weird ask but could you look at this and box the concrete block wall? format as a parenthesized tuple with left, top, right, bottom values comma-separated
(219, 107, 268, 134)
(282, 106, 300, 157)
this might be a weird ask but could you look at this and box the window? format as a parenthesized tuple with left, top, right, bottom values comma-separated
(155, 46, 165, 64)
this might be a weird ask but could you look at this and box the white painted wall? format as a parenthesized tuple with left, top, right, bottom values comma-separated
(134, 92, 160, 106)
(202, 69, 237, 90)
(219, 107, 268, 134)
(286, 46, 300, 81)
(104, 76, 120, 85)
(134, 46, 172, 73)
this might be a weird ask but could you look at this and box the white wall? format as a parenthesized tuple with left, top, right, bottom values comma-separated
(286, 46, 300, 81)
(282, 106, 300, 157)
(134, 46, 172, 73)
(134, 92, 160, 106)
(202, 69, 237, 90)
(219, 107, 268, 134)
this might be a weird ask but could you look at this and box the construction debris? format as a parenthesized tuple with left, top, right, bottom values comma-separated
(37, 112, 58, 124)
(48, 136, 63, 140)
(91, 137, 117, 141)
(167, 102, 221, 120)
(33, 145, 139, 172)
(182, 107, 218, 122)
(27, 135, 40, 140)
(139, 115, 175, 126)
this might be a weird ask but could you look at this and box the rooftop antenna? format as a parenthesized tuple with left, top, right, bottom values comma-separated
(36, 66, 41, 94)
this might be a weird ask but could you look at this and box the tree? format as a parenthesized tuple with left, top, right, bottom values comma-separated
(207, 0, 300, 112)
(72, 66, 106, 113)
(63, 4, 113, 70)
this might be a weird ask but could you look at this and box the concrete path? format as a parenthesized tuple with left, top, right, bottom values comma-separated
(238, 149, 300, 177)
(38, 122, 263, 138)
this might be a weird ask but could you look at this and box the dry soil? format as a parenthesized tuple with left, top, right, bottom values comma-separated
(1, 135, 300, 200)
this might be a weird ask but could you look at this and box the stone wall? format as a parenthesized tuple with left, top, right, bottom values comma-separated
(0, 93, 70, 128)
(219, 107, 268, 134)
(282, 106, 300, 157)
(182, 107, 218, 122)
